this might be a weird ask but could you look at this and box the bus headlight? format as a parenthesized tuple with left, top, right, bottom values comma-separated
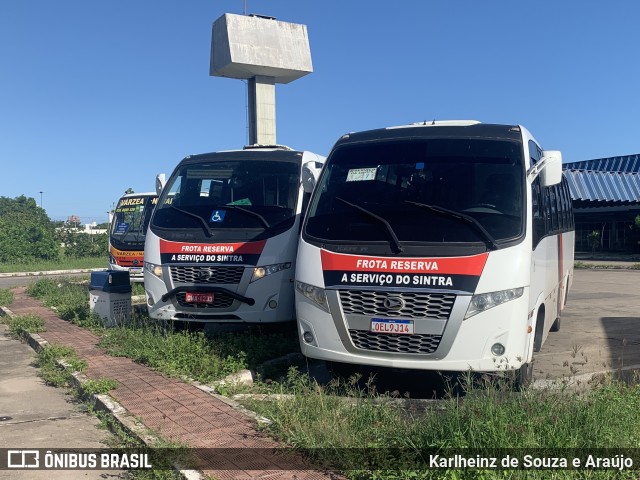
(295, 280, 329, 312)
(251, 263, 291, 283)
(144, 262, 163, 278)
(464, 287, 524, 319)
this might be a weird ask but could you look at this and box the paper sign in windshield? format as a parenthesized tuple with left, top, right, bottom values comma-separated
(115, 223, 129, 233)
(346, 168, 377, 182)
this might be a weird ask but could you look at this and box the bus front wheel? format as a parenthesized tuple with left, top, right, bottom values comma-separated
(514, 362, 533, 390)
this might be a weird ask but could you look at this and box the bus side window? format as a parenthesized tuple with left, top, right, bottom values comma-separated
(531, 178, 544, 247)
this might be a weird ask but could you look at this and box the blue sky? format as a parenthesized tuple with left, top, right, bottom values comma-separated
(2, 1, 639, 223)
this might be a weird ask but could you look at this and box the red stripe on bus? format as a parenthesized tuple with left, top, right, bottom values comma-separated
(320, 250, 489, 276)
(558, 234, 564, 312)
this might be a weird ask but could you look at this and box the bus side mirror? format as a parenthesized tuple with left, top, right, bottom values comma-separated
(540, 151, 562, 187)
(301, 161, 322, 193)
(156, 173, 166, 196)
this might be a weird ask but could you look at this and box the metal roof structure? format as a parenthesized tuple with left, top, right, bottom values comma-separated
(563, 154, 640, 206)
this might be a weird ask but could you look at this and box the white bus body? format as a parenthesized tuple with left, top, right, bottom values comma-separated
(295, 122, 574, 383)
(144, 146, 324, 323)
(108, 192, 158, 282)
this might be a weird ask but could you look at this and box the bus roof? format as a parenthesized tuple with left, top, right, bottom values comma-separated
(119, 192, 157, 198)
(333, 122, 524, 147)
(178, 147, 321, 166)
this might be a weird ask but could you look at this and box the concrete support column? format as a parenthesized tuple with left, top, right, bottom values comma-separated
(248, 76, 276, 145)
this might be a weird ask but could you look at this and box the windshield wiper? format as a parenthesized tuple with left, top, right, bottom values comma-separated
(336, 197, 403, 254)
(168, 204, 212, 238)
(405, 201, 498, 250)
(224, 205, 271, 230)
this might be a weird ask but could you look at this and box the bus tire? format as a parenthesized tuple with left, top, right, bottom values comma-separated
(326, 361, 360, 379)
(550, 316, 561, 332)
(533, 308, 545, 352)
(514, 362, 533, 390)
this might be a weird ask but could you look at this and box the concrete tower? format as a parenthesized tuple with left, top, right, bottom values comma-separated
(210, 13, 313, 146)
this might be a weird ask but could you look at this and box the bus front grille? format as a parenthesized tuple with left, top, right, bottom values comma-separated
(170, 266, 244, 285)
(339, 290, 455, 320)
(348, 330, 442, 354)
(175, 292, 235, 309)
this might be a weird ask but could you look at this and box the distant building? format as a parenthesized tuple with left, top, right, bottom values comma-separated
(563, 155, 640, 252)
(67, 214, 81, 226)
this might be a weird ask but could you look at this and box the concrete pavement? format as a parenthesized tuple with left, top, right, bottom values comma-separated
(535, 268, 640, 384)
(3, 288, 338, 480)
(0, 323, 125, 479)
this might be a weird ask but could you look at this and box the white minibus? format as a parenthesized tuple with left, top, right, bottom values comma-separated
(295, 121, 574, 385)
(144, 146, 324, 323)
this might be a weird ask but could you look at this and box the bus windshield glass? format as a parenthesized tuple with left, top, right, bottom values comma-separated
(305, 138, 525, 248)
(110, 195, 157, 250)
(151, 160, 300, 239)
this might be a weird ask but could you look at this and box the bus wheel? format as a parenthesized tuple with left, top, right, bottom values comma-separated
(326, 361, 360, 380)
(514, 362, 533, 390)
(550, 316, 561, 332)
(533, 309, 545, 352)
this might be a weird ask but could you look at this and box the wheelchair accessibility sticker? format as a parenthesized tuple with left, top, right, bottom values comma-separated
(210, 210, 226, 222)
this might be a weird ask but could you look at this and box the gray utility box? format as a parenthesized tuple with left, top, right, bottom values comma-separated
(89, 270, 132, 327)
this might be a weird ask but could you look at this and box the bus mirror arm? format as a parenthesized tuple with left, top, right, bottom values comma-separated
(526, 151, 563, 187)
(301, 161, 322, 193)
(161, 286, 255, 306)
(156, 173, 166, 196)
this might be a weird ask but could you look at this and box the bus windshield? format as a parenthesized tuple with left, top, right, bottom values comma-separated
(151, 160, 301, 240)
(305, 138, 525, 248)
(110, 195, 157, 250)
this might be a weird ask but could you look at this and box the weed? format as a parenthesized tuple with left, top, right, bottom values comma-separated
(27, 277, 298, 383)
(240, 369, 640, 479)
(0, 288, 14, 306)
(82, 377, 119, 395)
(36, 344, 87, 387)
(3, 313, 45, 338)
(131, 282, 146, 296)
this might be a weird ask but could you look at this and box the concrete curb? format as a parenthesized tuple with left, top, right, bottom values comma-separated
(0, 304, 202, 480)
(0, 268, 105, 279)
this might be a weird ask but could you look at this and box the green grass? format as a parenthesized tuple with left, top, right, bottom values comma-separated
(36, 344, 87, 387)
(2, 313, 45, 338)
(27, 277, 299, 383)
(0, 288, 14, 306)
(24, 279, 640, 478)
(242, 369, 640, 479)
(81, 377, 119, 395)
(0, 256, 107, 273)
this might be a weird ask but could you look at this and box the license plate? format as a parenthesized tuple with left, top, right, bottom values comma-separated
(185, 292, 214, 303)
(370, 318, 414, 335)
(129, 267, 143, 274)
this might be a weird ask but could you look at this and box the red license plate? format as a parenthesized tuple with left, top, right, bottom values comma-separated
(185, 292, 214, 303)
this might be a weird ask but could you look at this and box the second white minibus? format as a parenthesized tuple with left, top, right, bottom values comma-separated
(144, 146, 324, 323)
(295, 121, 574, 385)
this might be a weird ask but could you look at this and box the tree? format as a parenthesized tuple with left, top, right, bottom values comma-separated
(0, 195, 60, 262)
(587, 230, 600, 254)
(56, 227, 108, 258)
